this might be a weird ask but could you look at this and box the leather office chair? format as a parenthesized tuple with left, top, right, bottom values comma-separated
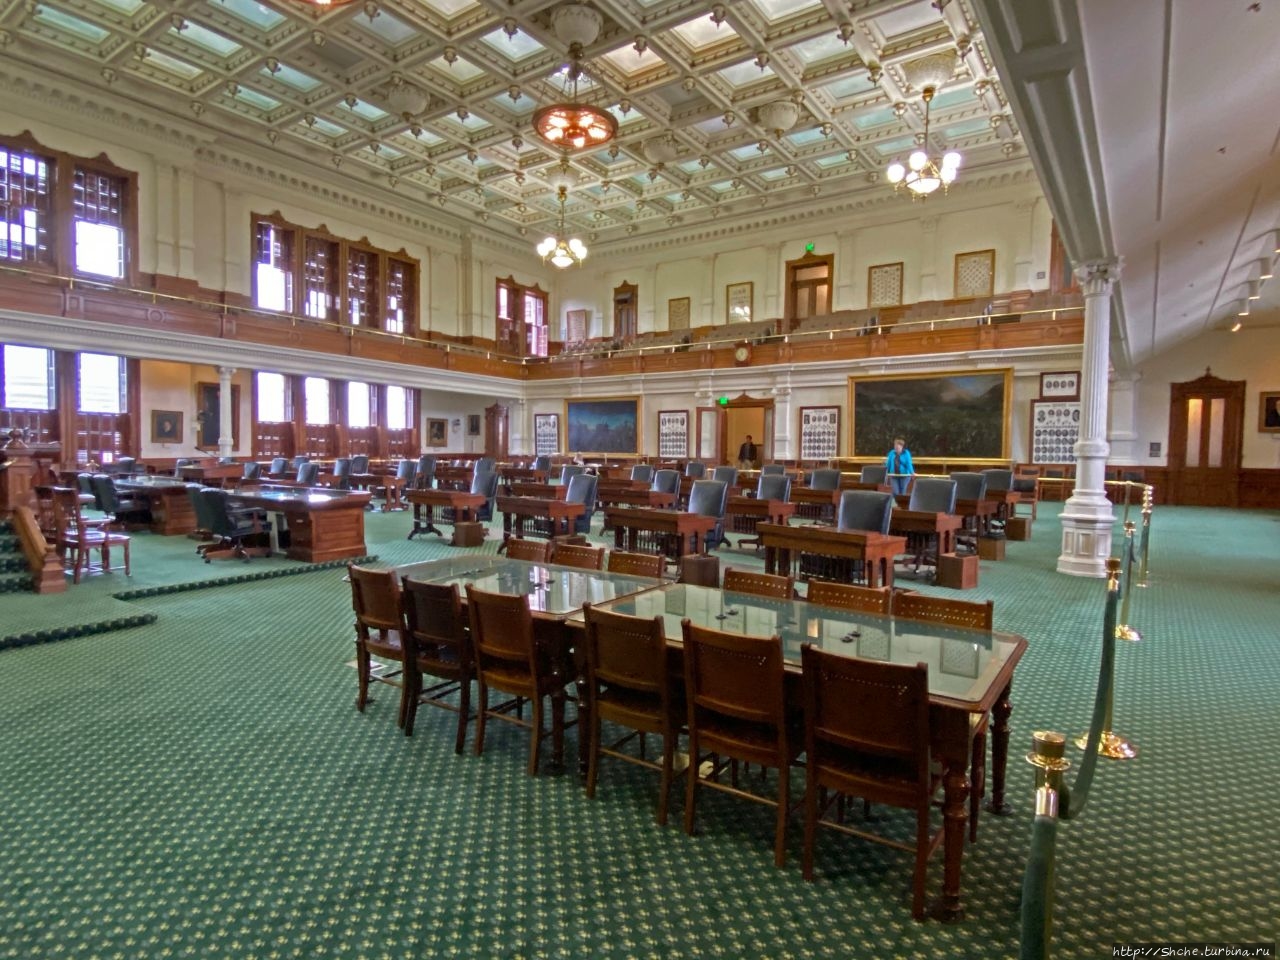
(200, 488, 269, 562)
(331, 458, 353, 490)
(681, 620, 798, 867)
(90, 475, 148, 527)
(760, 464, 785, 477)
(415, 455, 436, 489)
(113, 456, 137, 476)
(582, 603, 685, 825)
(981, 468, 1013, 493)
(350, 454, 370, 475)
(290, 455, 309, 471)
(859, 464, 888, 485)
(473, 470, 500, 523)
(756, 474, 792, 502)
(241, 461, 262, 482)
(836, 490, 894, 533)
(908, 477, 958, 514)
(630, 464, 655, 484)
(559, 464, 585, 485)
(687, 478, 729, 551)
(473, 457, 496, 477)
(268, 457, 288, 476)
(295, 462, 321, 487)
(652, 469, 680, 496)
(399, 578, 475, 751)
(565, 473, 598, 536)
(532, 455, 552, 473)
(711, 466, 738, 488)
(800, 646, 942, 919)
(809, 468, 841, 491)
(951, 472, 988, 502)
(683, 462, 706, 479)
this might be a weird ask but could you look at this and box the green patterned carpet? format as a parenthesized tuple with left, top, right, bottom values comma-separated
(0, 503, 1277, 958)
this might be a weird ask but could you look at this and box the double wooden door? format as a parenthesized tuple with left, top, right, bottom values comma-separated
(1167, 371, 1244, 506)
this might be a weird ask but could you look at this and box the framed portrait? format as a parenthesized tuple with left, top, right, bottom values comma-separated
(799, 406, 840, 461)
(1040, 371, 1080, 399)
(868, 262, 904, 308)
(658, 409, 689, 459)
(1259, 391, 1280, 433)
(954, 249, 996, 299)
(849, 370, 1012, 461)
(726, 282, 753, 323)
(426, 418, 448, 447)
(195, 382, 240, 451)
(467, 414, 481, 437)
(565, 397, 640, 454)
(1030, 399, 1081, 464)
(150, 410, 183, 444)
(533, 412, 560, 456)
(668, 297, 691, 331)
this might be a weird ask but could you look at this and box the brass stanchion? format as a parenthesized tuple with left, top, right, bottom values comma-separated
(1027, 730, 1071, 816)
(1136, 486, 1153, 588)
(1115, 521, 1142, 642)
(1076, 558, 1138, 759)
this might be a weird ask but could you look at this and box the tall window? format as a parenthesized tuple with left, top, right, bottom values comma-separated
(385, 385, 409, 430)
(1, 344, 55, 409)
(254, 220, 294, 312)
(303, 377, 330, 425)
(251, 213, 418, 332)
(72, 167, 126, 278)
(78, 352, 126, 413)
(496, 277, 548, 358)
(346, 381, 371, 428)
(256, 372, 288, 422)
(302, 235, 338, 321)
(0, 148, 51, 267)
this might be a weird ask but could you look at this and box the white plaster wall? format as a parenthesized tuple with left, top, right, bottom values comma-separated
(138, 360, 252, 459)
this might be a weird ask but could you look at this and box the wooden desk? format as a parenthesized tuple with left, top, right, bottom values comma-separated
(508, 481, 566, 500)
(176, 463, 242, 485)
(350, 472, 407, 512)
(790, 486, 841, 522)
(605, 506, 718, 560)
(434, 465, 475, 490)
(230, 486, 370, 562)
(890, 509, 964, 557)
(955, 498, 1000, 538)
(596, 481, 676, 529)
(404, 488, 487, 540)
(983, 489, 1020, 522)
(501, 466, 549, 487)
(757, 523, 906, 589)
(567, 581, 1026, 923)
(114, 477, 196, 535)
(496, 495, 585, 544)
(724, 496, 797, 549)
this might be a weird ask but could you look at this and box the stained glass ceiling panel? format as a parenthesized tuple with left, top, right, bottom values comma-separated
(34, 8, 110, 42)
(208, 0, 286, 30)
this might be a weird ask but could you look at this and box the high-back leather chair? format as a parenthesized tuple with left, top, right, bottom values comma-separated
(652, 469, 681, 496)
(268, 457, 288, 476)
(416, 455, 436, 488)
(559, 464, 585, 485)
(908, 477, 958, 514)
(981, 468, 1013, 493)
(630, 464, 655, 484)
(809, 468, 841, 491)
(835, 490, 894, 533)
(711, 466, 738, 488)
(859, 464, 888, 485)
(756, 474, 792, 502)
(471, 469, 500, 523)
(350, 454, 370, 474)
(331, 458, 353, 490)
(565, 473, 598, 535)
(687, 478, 729, 550)
(532, 455, 552, 473)
(295, 462, 321, 486)
(951, 471, 988, 502)
(760, 464, 785, 477)
(242, 461, 262, 482)
(684, 462, 706, 479)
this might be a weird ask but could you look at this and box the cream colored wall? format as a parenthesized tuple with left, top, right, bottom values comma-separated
(1129, 324, 1280, 469)
(137, 361, 252, 459)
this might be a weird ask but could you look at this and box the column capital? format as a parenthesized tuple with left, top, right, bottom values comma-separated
(217, 365, 236, 377)
(1074, 258, 1121, 296)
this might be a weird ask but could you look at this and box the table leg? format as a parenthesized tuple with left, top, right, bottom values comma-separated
(764, 545, 776, 575)
(988, 682, 1013, 815)
(939, 759, 969, 923)
(614, 524, 624, 550)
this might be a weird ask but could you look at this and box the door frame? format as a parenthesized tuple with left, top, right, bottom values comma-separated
(1167, 370, 1244, 506)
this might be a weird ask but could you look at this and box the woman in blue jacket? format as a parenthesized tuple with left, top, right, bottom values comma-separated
(885, 436, 914, 495)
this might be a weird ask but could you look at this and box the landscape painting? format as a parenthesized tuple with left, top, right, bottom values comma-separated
(565, 398, 640, 454)
(850, 370, 1010, 460)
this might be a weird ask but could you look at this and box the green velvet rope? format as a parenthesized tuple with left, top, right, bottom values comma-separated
(1019, 816, 1058, 960)
(1060, 576, 1118, 819)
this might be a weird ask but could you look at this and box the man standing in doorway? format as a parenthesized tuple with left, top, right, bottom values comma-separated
(886, 435, 914, 496)
(737, 434, 758, 469)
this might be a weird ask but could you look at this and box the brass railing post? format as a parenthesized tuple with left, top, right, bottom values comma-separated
(1115, 521, 1142, 642)
(1136, 485, 1153, 588)
(1076, 557, 1137, 759)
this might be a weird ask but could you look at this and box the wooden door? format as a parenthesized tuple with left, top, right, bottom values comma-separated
(1167, 371, 1244, 506)
(484, 404, 508, 461)
(613, 281, 638, 343)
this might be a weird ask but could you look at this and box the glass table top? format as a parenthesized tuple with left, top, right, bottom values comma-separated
(395, 556, 659, 617)
(566, 583, 1021, 705)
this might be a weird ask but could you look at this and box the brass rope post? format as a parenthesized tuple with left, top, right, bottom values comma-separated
(1115, 521, 1142, 642)
(1076, 557, 1137, 759)
(1136, 485, 1153, 588)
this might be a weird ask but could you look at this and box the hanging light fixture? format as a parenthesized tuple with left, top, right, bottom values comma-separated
(532, 4, 617, 151)
(536, 186, 587, 268)
(886, 52, 962, 198)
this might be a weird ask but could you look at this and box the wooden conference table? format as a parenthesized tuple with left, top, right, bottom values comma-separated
(230, 485, 370, 562)
(757, 522, 907, 589)
(568, 581, 1026, 924)
(114, 476, 198, 535)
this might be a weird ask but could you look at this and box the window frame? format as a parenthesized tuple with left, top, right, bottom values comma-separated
(0, 132, 138, 284)
(0, 343, 56, 411)
(495, 275, 549, 358)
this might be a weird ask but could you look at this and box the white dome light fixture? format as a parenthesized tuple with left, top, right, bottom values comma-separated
(536, 185, 588, 268)
(886, 51, 962, 199)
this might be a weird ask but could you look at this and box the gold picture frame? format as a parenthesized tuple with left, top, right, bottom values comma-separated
(726, 282, 753, 323)
(848, 369, 1012, 461)
(426, 418, 448, 447)
(150, 409, 183, 444)
(1260, 391, 1280, 433)
(564, 397, 640, 455)
(668, 297, 691, 330)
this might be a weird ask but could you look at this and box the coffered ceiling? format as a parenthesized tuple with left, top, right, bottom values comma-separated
(0, 0, 1027, 244)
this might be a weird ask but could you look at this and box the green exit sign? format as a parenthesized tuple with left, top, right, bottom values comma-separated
(718, 396, 729, 406)
(805, 242, 815, 253)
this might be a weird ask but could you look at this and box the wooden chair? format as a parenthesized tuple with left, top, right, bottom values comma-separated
(681, 620, 798, 867)
(466, 585, 573, 776)
(800, 645, 942, 920)
(606, 550, 664, 579)
(891, 593, 994, 842)
(805, 581, 891, 615)
(723, 567, 795, 600)
(348, 564, 408, 727)
(400, 578, 474, 752)
(582, 603, 684, 824)
(550, 542, 605, 570)
(51, 488, 130, 584)
(505, 538, 551, 563)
